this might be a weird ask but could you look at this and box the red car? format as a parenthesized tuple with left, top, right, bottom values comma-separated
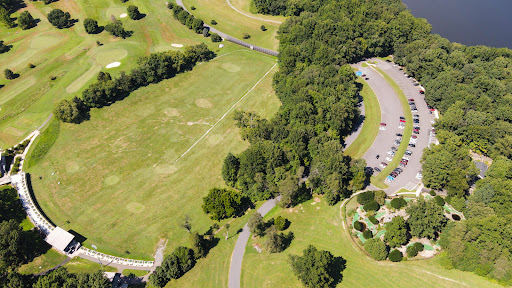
(400, 119, 406, 123)
(408, 99, 414, 102)
(380, 123, 386, 126)
(419, 90, 425, 94)
(412, 135, 418, 139)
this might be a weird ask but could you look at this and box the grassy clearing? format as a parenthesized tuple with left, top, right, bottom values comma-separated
(344, 78, 380, 159)
(28, 51, 279, 259)
(180, 0, 280, 50)
(63, 258, 117, 273)
(240, 196, 502, 288)
(25, 118, 60, 169)
(20, 216, 36, 231)
(18, 248, 67, 275)
(122, 269, 150, 277)
(0, 0, 218, 148)
(372, 64, 413, 184)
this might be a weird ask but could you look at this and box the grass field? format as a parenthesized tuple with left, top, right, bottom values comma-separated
(28, 50, 280, 259)
(180, 0, 281, 50)
(239, 196, 502, 288)
(344, 78, 381, 159)
(372, 64, 413, 185)
(63, 258, 117, 273)
(0, 0, 217, 148)
(18, 248, 67, 275)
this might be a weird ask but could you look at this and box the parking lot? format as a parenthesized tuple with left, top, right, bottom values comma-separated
(374, 59, 435, 193)
(352, 59, 435, 194)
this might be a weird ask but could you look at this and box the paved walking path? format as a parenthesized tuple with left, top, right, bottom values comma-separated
(175, 0, 278, 56)
(228, 196, 281, 288)
(225, 0, 283, 24)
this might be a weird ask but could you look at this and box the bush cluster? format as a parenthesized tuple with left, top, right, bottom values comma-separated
(363, 229, 373, 239)
(390, 197, 407, 209)
(353, 221, 364, 232)
(171, 5, 204, 34)
(363, 201, 380, 212)
(388, 249, 403, 262)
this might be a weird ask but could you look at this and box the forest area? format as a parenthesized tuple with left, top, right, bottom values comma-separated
(223, 0, 512, 283)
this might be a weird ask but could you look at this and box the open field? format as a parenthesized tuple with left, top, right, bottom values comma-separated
(27, 50, 280, 259)
(180, 0, 281, 50)
(240, 196, 502, 288)
(344, 78, 381, 159)
(63, 258, 117, 273)
(0, 0, 217, 148)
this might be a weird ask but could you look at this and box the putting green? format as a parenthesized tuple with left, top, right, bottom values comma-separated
(94, 48, 128, 65)
(66, 65, 102, 93)
(105, 7, 125, 19)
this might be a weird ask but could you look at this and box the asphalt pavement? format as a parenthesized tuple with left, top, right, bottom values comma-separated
(375, 60, 433, 193)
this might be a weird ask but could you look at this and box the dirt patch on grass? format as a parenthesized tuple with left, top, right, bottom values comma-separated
(104, 175, 120, 186)
(126, 202, 145, 213)
(195, 99, 213, 108)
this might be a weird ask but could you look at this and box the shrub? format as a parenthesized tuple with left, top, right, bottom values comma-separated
(4, 68, 15, 80)
(0, 40, 10, 54)
(105, 20, 130, 38)
(363, 201, 380, 212)
(406, 245, 418, 257)
(434, 195, 445, 207)
(353, 221, 364, 232)
(260, 25, 266, 31)
(274, 216, 288, 231)
(429, 190, 436, 196)
(364, 238, 388, 261)
(18, 11, 36, 30)
(210, 33, 222, 42)
(47, 9, 72, 29)
(357, 191, 374, 205)
(373, 190, 387, 205)
(166, 2, 174, 9)
(127, 5, 141, 20)
(120, 0, 128, 2)
(211, 19, 217, 25)
(363, 229, 373, 239)
(413, 242, 424, 252)
(388, 249, 403, 262)
(28, 63, 35, 68)
(83, 18, 99, 34)
(242, 33, 250, 39)
(368, 215, 379, 225)
(390, 197, 407, 209)
(191, 6, 196, 10)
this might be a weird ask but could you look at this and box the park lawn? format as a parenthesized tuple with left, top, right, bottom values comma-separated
(18, 248, 67, 275)
(344, 78, 381, 159)
(63, 258, 117, 273)
(27, 50, 279, 260)
(122, 269, 150, 277)
(240, 195, 502, 288)
(372, 64, 413, 184)
(228, 0, 287, 23)
(179, 0, 280, 50)
(0, 0, 215, 149)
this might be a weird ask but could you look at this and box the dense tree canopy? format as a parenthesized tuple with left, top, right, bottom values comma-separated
(383, 216, 409, 248)
(364, 238, 388, 261)
(290, 245, 344, 288)
(202, 188, 246, 220)
(83, 18, 99, 34)
(104, 20, 130, 38)
(149, 247, 195, 287)
(18, 11, 35, 30)
(406, 198, 447, 239)
(47, 9, 71, 29)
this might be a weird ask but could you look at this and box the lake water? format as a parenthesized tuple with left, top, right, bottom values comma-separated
(401, 0, 512, 49)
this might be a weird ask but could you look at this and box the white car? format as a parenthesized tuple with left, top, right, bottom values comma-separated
(399, 125, 405, 129)
(380, 163, 386, 168)
(387, 151, 395, 155)
(380, 126, 387, 130)
(416, 171, 423, 179)
(409, 139, 417, 144)
(386, 157, 393, 162)
(402, 156, 410, 160)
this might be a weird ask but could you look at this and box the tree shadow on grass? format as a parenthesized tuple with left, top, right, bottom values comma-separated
(330, 256, 347, 287)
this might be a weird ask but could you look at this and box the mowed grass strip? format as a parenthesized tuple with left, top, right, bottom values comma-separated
(371, 65, 413, 184)
(18, 248, 68, 275)
(344, 78, 381, 159)
(239, 196, 502, 288)
(28, 51, 278, 259)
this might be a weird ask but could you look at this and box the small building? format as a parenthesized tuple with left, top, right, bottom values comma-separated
(45, 227, 75, 253)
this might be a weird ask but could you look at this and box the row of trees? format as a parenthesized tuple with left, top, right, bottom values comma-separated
(1, 268, 110, 288)
(169, 4, 204, 34)
(54, 44, 215, 123)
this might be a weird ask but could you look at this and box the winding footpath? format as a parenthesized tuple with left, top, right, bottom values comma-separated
(228, 196, 281, 288)
(225, 0, 283, 24)
(175, 0, 278, 56)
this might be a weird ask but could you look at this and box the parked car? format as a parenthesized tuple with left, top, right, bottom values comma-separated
(403, 155, 410, 160)
(386, 157, 393, 162)
(414, 126, 421, 130)
(413, 119, 420, 123)
(412, 135, 418, 139)
(420, 90, 425, 94)
(408, 99, 415, 102)
(380, 162, 388, 168)
(400, 116, 405, 120)
(374, 167, 381, 173)
(413, 114, 419, 118)
(394, 140, 401, 145)
(411, 109, 418, 113)
(409, 143, 416, 147)
(413, 130, 419, 134)
(396, 133, 403, 137)
(405, 150, 412, 156)
(387, 151, 395, 155)
(391, 147, 397, 151)
(390, 172, 398, 178)
(400, 119, 406, 123)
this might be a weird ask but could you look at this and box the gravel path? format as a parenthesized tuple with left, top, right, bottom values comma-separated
(228, 196, 281, 288)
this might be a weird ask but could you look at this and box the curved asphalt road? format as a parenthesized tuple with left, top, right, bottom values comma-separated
(228, 196, 281, 288)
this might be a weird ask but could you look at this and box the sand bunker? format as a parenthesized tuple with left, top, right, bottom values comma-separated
(171, 44, 184, 48)
(120, 13, 128, 18)
(106, 62, 121, 69)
